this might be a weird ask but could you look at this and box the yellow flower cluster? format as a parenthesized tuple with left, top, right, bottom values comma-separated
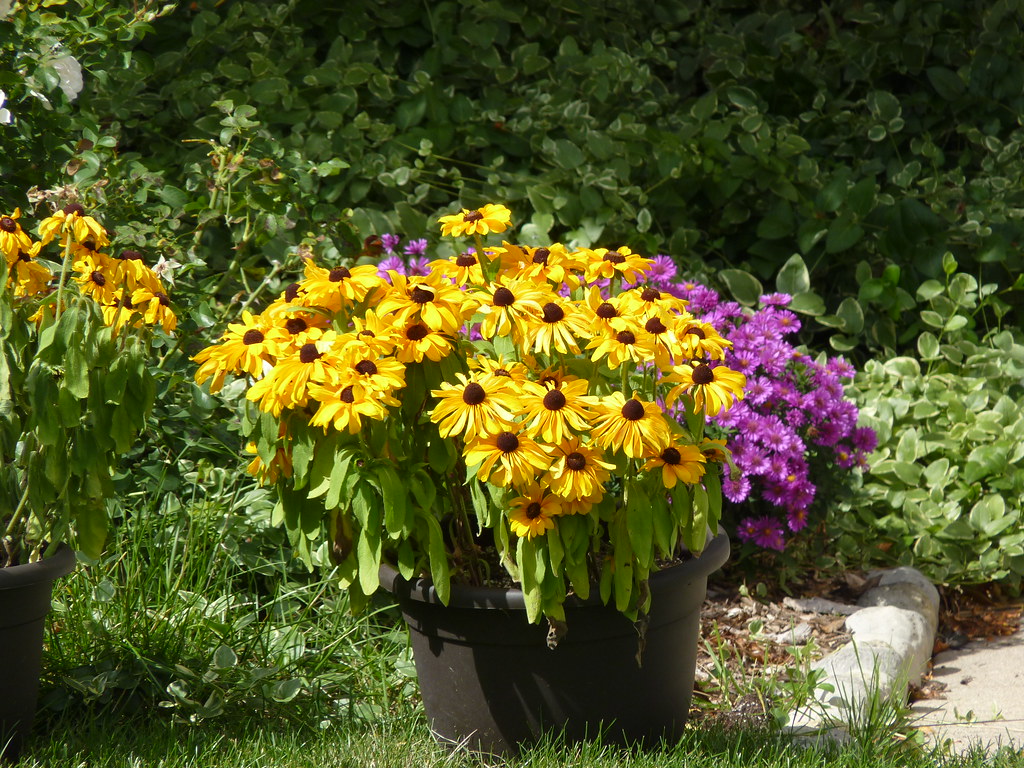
(1, 204, 176, 332)
(194, 204, 745, 540)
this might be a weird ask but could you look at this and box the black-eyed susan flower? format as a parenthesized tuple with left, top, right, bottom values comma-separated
(637, 311, 684, 371)
(521, 297, 591, 356)
(467, 354, 531, 385)
(507, 485, 561, 540)
(620, 284, 689, 317)
(245, 441, 293, 485)
(130, 284, 178, 332)
(582, 245, 652, 285)
(544, 437, 615, 501)
(495, 242, 581, 290)
(394, 321, 454, 363)
(463, 429, 550, 487)
(580, 285, 627, 334)
(641, 441, 706, 489)
(336, 349, 406, 406)
(590, 392, 672, 458)
(663, 362, 746, 417)
(38, 203, 109, 251)
(677, 321, 732, 361)
(428, 249, 486, 287)
(298, 261, 383, 312)
(377, 271, 473, 335)
(469, 276, 549, 342)
(193, 310, 287, 392)
(0, 209, 33, 260)
(6, 242, 52, 297)
(429, 372, 520, 441)
(246, 336, 343, 416)
(585, 317, 656, 369)
(113, 250, 160, 291)
(520, 379, 595, 444)
(73, 252, 118, 305)
(307, 381, 389, 434)
(438, 203, 512, 238)
(101, 290, 141, 334)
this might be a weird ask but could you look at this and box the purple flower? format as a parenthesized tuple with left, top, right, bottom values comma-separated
(404, 238, 428, 257)
(748, 517, 786, 551)
(381, 233, 401, 253)
(377, 255, 406, 280)
(723, 474, 751, 503)
(760, 292, 792, 307)
(786, 507, 810, 532)
(407, 256, 430, 276)
(648, 255, 678, 283)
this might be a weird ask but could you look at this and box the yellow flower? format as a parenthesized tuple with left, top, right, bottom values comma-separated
(520, 297, 591, 356)
(113, 249, 161, 292)
(308, 381, 389, 434)
(394, 321, 454, 363)
(467, 354, 531, 385)
(495, 242, 581, 290)
(590, 392, 672, 459)
(73, 252, 119, 305)
(581, 245, 652, 284)
(619, 284, 690, 317)
(438, 203, 512, 237)
(507, 485, 561, 540)
(641, 441, 706, 489)
(519, 378, 595, 444)
(463, 429, 550, 487)
(245, 441, 293, 485)
(6, 242, 52, 297)
(585, 317, 657, 369)
(428, 250, 487, 287)
(298, 261, 384, 312)
(101, 290, 142, 334)
(246, 337, 343, 416)
(37, 203, 109, 251)
(580, 285, 627, 334)
(676, 321, 732, 361)
(192, 310, 286, 393)
(429, 372, 520, 441)
(130, 284, 178, 332)
(469, 276, 549, 342)
(377, 271, 474, 336)
(663, 362, 746, 417)
(0, 209, 33, 260)
(544, 437, 615, 502)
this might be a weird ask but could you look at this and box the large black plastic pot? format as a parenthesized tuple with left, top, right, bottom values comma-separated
(0, 545, 76, 761)
(379, 529, 729, 755)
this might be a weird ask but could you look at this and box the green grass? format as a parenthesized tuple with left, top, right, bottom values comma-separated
(14, 475, 1024, 768)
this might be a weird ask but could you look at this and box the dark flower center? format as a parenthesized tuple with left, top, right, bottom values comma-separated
(661, 447, 681, 465)
(540, 375, 559, 387)
(526, 502, 543, 520)
(645, 317, 667, 334)
(119, 249, 143, 261)
(493, 287, 515, 307)
(462, 382, 486, 405)
(284, 283, 301, 302)
(16, 250, 31, 263)
(565, 452, 587, 471)
(494, 368, 511, 377)
(541, 302, 564, 323)
(340, 385, 356, 404)
(641, 286, 660, 302)
(686, 327, 706, 339)
(532, 247, 550, 265)
(90, 271, 106, 287)
(63, 203, 85, 215)
(463, 210, 483, 222)
(119, 295, 135, 309)
(615, 330, 636, 345)
(242, 329, 265, 345)
(410, 286, 434, 304)
(355, 359, 378, 376)
(495, 431, 519, 453)
(157, 293, 170, 307)
(542, 389, 566, 411)
(621, 399, 645, 421)
(0, 217, 16, 232)
(603, 253, 626, 264)
(456, 253, 478, 267)
(299, 343, 322, 363)
(329, 266, 352, 282)
(692, 364, 715, 385)
(285, 317, 308, 334)
(358, 329, 376, 338)
(406, 323, 428, 341)
(596, 302, 618, 319)
(82, 238, 98, 251)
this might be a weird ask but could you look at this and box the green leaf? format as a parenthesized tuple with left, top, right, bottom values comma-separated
(787, 291, 826, 316)
(718, 269, 763, 306)
(927, 66, 966, 100)
(775, 254, 810, 295)
(917, 331, 940, 360)
(625, 481, 653, 570)
(916, 279, 945, 301)
(421, 512, 450, 605)
(826, 215, 864, 253)
(835, 297, 864, 335)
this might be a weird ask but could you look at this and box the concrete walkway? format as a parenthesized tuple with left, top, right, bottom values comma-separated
(912, 626, 1024, 755)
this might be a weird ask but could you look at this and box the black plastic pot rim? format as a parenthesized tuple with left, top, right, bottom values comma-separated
(379, 527, 729, 611)
(0, 544, 77, 590)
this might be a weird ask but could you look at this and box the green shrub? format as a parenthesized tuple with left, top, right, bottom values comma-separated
(832, 259, 1024, 587)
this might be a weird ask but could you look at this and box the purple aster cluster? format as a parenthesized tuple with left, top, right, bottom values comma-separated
(376, 234, 430, 281)
(650, 268, 876, 552)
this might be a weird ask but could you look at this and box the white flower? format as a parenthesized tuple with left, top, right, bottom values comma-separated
(153, 256, 183, 285)
(0, 90, 11, 125)
(51, 54, 83, 101)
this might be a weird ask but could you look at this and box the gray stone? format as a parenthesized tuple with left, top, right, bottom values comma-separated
(845, 605, 933, 684)
(782, 596, 861, 616)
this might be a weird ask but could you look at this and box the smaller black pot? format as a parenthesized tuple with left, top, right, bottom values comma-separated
(380, 530, 729, 755)
(0, 545, 76, 761)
